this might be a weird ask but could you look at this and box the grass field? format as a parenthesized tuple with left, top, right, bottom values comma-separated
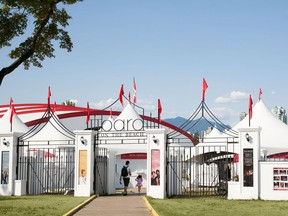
(147, 196, 288, 216)
(0, 195, 87, 216)
(2, 194, 288, 216)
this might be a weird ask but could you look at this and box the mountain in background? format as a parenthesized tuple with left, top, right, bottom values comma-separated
(164, 116, 231, 135)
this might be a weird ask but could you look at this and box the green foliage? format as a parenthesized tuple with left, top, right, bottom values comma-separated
(0, 0, 82, 84)
(62, 100, 76, 106)
(193, 130, 200, 144)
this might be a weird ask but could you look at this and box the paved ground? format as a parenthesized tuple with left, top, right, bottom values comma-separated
(73, 189, 152, 216)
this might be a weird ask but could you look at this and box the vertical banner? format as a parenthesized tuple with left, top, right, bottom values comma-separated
(243, 148, 253, 187)
(151, 150, 160, 186)
(1, 151, 9, 184)
(79, 150, 87, 185)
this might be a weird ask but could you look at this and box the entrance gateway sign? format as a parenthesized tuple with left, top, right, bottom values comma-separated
(101, 119, 144, 132)
(100, 118, 146, 138)
(99, 131, 145, 138)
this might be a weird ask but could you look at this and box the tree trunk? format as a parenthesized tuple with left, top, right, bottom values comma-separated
(0, 49, 34, 85)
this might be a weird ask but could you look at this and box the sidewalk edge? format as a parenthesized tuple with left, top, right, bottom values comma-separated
(63, 194, 97, 216)
(143, 196, 159, 216)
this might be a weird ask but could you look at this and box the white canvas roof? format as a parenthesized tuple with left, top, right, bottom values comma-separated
(0, 108, 29, 133)
(196, 99, 288, 156)
(113, 103, 143, 131)
(233, 99, 288, 155)
(198, 125, 234, 146)
(23, 113, 75, 142)
(98, 103, 146, 153)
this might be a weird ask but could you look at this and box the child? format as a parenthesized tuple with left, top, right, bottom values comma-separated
(135, 175, 143, 194)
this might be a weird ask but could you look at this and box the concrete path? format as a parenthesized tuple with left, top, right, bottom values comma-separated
(73, 191, 152, 216)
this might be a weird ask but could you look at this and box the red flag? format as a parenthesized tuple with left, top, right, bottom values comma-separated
(119, 84, 124, 107)
(202, 78, 208, 101)
(9, 97, 13, 108)
(158, 99, 162, 122)
(258, 88, 262, 101)
(249, 94, 253, 120)
(48, 86, 52, 106)
(233, 153, 239, 163)
(133, 77, 137, 103)
(86, 102, 90, 124)
(128, 92, 131, 103)
(10, 105, 16, 124)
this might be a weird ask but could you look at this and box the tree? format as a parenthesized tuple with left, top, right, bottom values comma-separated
(62, 100, 75, 106)
(193, 130, 200, 145)
(0, 0, 82, 85)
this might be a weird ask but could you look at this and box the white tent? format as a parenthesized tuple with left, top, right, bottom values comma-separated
(113, 103, 143, 131)
(194, 99, 288, 160)
(201, 126, 225, 144)
(233, 99, 288, 156)
(99, 103, 146, 147)
(22, 113, 75, 144)
(0, 108, 29, 133)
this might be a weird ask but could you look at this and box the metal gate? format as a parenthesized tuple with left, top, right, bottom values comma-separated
(94, 134, 108, 195)
(17, 144, 75, 195)
(166, 144, 236, 197)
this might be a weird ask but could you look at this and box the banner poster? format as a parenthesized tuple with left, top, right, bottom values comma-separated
(121, 153, 147, 160)
(79, 150, 87, 185)
(1, 151, 9, 184)
(243, 148, 253, 187)
(151, 149, 160, 186)
(273, 168, 288, 190)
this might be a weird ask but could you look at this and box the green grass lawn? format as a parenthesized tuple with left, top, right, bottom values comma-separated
(147, 197, 288, 216)
(3, 194, 288, 216)
(0, 195, 88, 216)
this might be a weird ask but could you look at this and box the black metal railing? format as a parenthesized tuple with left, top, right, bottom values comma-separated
(166, 143, 238, 198)
(17, 147, 75, 195)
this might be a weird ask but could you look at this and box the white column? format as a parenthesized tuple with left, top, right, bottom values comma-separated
(74, 130, 95, 197)
(146, 128, 166, 199)
(228, 127, 261, 199)
(107, 150, 116, 195)
(0, 132, 23, 196)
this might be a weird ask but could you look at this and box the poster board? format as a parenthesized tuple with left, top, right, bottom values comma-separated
(151, 149, 160, 186)
(1, 151, 9, 184)
(78, 150, 87, 185)
(273, 168, 288, 190)
(243, 148, 253, 187)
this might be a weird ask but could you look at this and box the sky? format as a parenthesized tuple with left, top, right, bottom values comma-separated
(0, 0, 288, 127)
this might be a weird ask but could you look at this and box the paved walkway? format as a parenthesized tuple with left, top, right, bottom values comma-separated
(73, 190, 152, 216)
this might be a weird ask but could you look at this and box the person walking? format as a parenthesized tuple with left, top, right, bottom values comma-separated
(135, 174, 143, 194)
(120, 160, 131, 195)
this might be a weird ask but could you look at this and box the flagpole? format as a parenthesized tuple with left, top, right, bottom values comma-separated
(133, 77, 136, 108)
(157, 99, 162, 128)
(10, 104, 15, 132)
(10, 105, 12, 132)
(248, 94, 253, 127)
(201, 101, 204, 117)
(202, 78, 208, 117)
(158, 110, 160, 128)
(86, 102, 90, 129)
